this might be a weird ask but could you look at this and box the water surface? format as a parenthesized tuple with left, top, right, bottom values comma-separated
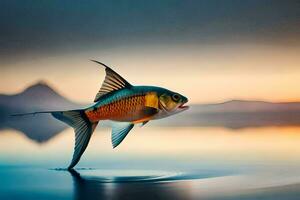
(1, 126, 300, 199)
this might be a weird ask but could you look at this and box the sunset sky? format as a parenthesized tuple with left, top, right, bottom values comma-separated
(1, 0, 300, 104)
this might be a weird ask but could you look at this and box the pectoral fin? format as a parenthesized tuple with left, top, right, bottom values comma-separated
(133, 106, 158, 124)
(141, 120, 149, 127)
(111, 122, 134, 148)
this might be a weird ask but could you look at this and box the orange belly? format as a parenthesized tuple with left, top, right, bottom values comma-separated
(85, 95, 147, 123)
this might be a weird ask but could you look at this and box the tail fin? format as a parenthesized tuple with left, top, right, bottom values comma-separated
(13, 109, 98, 169)
(51, 110, 98, 169)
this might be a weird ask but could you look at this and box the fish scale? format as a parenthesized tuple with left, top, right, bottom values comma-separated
(85, 94, 147, 122)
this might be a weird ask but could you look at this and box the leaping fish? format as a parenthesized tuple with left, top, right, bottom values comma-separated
(15, 60, 189, 169)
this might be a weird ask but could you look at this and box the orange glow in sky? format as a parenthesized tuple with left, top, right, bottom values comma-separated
(1, 44, 300, 104)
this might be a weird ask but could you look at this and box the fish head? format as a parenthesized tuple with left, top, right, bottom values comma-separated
(157, 90, 189, 117)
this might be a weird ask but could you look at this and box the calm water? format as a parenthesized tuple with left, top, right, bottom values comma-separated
(1, 126, 300, 200)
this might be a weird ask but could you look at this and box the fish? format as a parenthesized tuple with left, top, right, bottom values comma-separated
(14, 60, 189, 169)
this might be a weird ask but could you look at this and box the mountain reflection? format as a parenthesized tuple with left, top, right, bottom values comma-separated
(3, 110, 300, 144)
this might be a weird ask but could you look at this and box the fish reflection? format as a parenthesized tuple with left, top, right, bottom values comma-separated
(68, 169, 187, 200)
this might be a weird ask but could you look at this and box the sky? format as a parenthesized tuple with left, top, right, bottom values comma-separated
(1, 0, 300, 104)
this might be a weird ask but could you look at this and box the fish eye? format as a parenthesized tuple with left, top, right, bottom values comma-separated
(172, 94, 180, 102)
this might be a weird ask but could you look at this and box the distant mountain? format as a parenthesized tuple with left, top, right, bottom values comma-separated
(0, 81, 84, 142)
(191, 100, 300, 113)
(1, 82, 300, 143)
(153, 100, 300, 128)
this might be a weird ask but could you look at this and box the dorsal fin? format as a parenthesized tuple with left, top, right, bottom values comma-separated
(91, 60, 132, 102)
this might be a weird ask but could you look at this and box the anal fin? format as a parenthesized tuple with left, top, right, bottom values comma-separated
(111, 122, 134, 148)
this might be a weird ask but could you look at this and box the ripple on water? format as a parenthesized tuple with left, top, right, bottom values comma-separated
(54, 168, 229, 183)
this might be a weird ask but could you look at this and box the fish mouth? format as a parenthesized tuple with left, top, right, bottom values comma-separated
(178, 102, 189, 110)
